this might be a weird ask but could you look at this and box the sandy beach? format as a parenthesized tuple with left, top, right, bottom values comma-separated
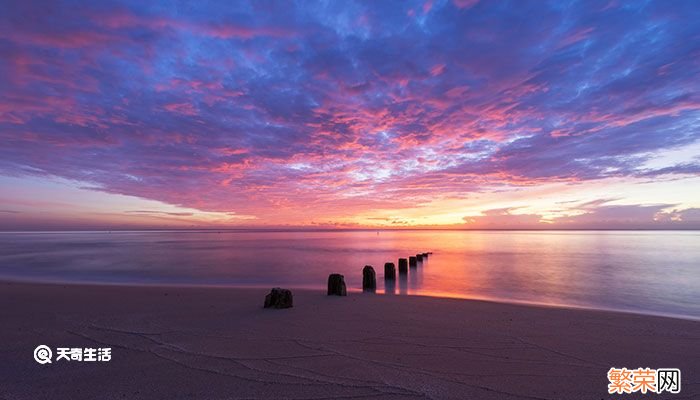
(1, 281, 697, 399)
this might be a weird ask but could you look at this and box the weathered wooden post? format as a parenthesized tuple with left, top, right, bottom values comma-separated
(409, 256, 417, 267)
(421, 252, 429, 258)
(398, 258, 408, 275)
(264, 288, 293, 309)
(363, 265, 376, 292)
(327, 273, 347, 296)
(416, 253, 423, 262)
(384, 262, 396, 280)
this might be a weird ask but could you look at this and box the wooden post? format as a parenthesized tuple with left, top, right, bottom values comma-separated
(362, 265, 376, 292)
(327, 274, 347, 296)
(384, 262, 396, 280)
(398, 258, 408, 275)
(264, 288, 293, 309)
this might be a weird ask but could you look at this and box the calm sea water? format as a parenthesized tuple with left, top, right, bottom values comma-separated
(0, 230, 698, 319)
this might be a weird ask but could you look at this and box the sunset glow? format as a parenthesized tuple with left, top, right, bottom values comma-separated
(1, 0, 699, 230)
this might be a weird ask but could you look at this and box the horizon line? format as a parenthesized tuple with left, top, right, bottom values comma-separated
(2, 228, 700, 233)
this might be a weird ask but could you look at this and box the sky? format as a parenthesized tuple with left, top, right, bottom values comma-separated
(1, 0, 700, 230)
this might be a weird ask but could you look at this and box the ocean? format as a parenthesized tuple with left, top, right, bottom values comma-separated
(1, 230, 698, 319)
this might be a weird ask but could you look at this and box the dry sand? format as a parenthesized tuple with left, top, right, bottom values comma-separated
(0, 281, 697, 399)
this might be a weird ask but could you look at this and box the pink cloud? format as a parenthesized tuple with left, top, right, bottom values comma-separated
(163, 102, 198, 116)
(453, 0, 480, 10)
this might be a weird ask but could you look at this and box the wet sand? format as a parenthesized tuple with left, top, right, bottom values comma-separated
(0, 281, 697, 399)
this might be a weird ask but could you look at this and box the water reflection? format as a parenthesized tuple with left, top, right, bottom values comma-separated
(384, 277, 396, 295)
(398, 273, 408, 295)
(0, 230, 698, 319)
(408, 264, 419, 292)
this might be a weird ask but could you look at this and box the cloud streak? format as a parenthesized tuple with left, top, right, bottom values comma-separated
(465, 200, 700, 229)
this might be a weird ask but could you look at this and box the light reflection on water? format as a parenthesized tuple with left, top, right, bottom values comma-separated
(0, 230, 698, 319)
